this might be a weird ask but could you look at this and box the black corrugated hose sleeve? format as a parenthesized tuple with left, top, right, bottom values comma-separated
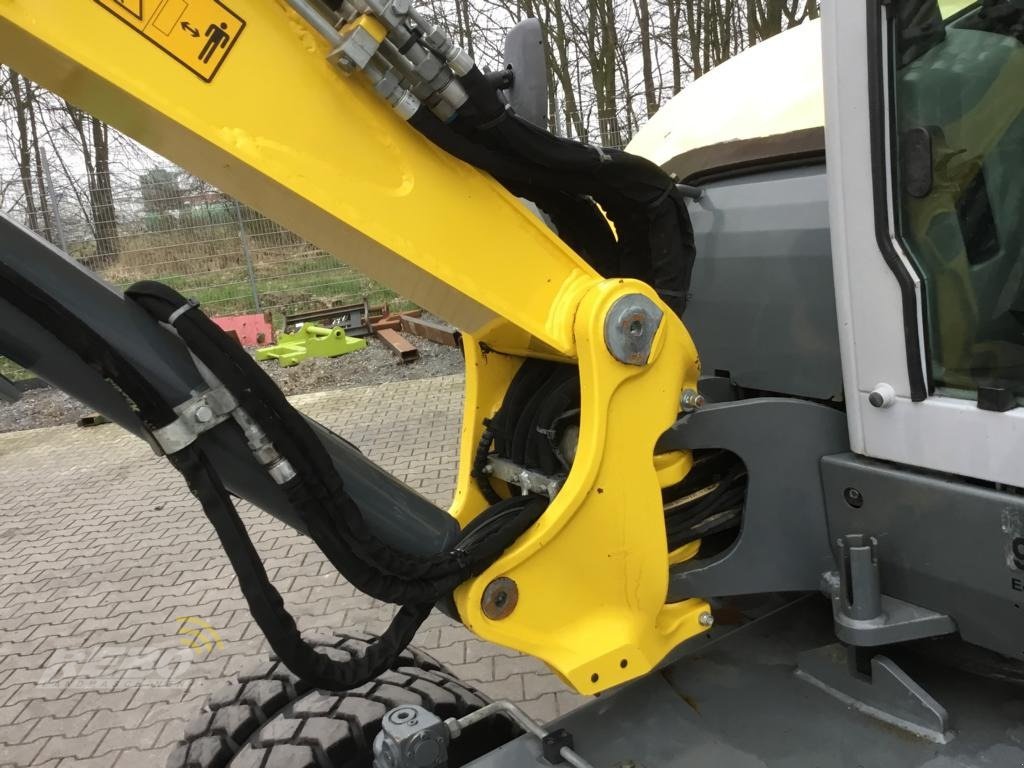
(7, 273, 546, 691)
(470, 427, 502, 504)
(0, 263, 177, 427)
(407, 67, 695, 317)
(127, 282, 471, 584)
(126, 282, 547, 598)
(0, 271, 435, 689)
(168, 445, 434, 690)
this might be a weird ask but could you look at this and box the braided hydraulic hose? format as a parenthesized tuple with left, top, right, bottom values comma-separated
(0, 266, 547, 690)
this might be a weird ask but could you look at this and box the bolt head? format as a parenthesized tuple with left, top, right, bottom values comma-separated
(194, 405, 214, 423)
(680, 389, 705, 411)
(481, 577, 518, 620)
(698, 611, 714, 627)
(843, 487, 864, 509)
(390, 707, 416, 724)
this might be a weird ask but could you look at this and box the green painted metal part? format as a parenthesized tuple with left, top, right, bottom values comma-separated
(255, 323, 367, 367)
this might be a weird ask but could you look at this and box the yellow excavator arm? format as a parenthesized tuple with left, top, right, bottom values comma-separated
(0, 0, 709, 694)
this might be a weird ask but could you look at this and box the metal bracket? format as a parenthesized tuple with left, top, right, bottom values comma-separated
(149, 386, 237, 455)
(373, 705, 450, 768)
(824, 534, 956, 646)
(371, 700, 595, 768)
(796, 644, 953, 744)
(485, 457, 564, 498)
(657, 398, 849, 600)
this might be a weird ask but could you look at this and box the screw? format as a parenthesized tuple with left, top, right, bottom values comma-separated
(680, 389, 705, 412)
(194, 405, 213, 423)
(698, 611, 714, 627)
(844, 487, 864, 509)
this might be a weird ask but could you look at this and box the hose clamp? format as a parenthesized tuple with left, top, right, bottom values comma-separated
(150, 386, 238, 455)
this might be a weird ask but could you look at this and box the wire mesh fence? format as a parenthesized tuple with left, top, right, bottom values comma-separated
(1, 111, 638, 383)
(2, 161, 404, 380)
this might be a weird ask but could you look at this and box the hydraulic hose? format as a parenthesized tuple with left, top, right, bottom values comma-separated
(127, 282, 534, 598)
(170, 445, 434, 690)
(2, 267, 546, 690)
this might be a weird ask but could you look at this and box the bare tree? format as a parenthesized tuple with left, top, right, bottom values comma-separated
(634, 0, 659, 117)
(4, 68, 41, 234)
(59, 101, 120, 267)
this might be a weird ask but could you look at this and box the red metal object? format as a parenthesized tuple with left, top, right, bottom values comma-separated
(375, 328, 419, 363)
(212, 312, 275, 347)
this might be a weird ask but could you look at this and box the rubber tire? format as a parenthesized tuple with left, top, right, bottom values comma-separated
(166, 630, 515, 768)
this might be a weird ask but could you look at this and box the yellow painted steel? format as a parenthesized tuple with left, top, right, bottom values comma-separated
(0, 0, 595, 357)
(93, 0, 246, 83)
(0, 0, 711, 693)
(452, 279, 710, 694)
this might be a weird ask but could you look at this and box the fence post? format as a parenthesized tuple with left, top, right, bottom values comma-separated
(234, 200, 262, 313)
(40, 147, 67, 252)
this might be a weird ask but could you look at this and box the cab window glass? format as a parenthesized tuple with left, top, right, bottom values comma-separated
(893, 1, 1024, 398)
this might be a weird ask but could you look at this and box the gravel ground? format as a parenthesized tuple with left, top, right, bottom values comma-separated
(0, 332, 464, 433)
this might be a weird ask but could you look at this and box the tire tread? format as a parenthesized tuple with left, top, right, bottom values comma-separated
(166, 632, 513, 768)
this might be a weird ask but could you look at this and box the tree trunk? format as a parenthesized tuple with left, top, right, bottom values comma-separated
(685, 0, 704, 79)
(27, 82, 53, 243)
(8, 69, 40, 234)
(89, 117, 119, 267)
(547, 0, 588, 141)
(634, 0, 658, 117)
(65, 102, 120, 267)
(667, 0, 682, 93)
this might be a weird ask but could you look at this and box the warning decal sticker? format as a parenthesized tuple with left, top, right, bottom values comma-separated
(96, 0, 245, 82)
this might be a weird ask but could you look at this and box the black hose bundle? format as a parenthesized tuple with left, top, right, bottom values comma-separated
(469, 357, 746, 555)
(407, 66, 696, 317)
(1, 266, 545, 691)
(122, 282, 547, 689)
(663, 451, 746, 550)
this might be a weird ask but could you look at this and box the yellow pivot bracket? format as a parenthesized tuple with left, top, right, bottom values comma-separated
(454, 279, 710, 694)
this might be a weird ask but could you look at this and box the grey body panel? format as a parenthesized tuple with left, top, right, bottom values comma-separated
(0, 215, 459, 555)
(657, 397, 848, 599)
(502, 18, 547, 129)
(685, 163, 843, 400)
(822, 452, 1024, 660)
(469, 597, 1024, 767)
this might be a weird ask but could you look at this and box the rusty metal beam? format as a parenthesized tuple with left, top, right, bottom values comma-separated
(376, 328, 419, 363)
(400, 315, 460, 347)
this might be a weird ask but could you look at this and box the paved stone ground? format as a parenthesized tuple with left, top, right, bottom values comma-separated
(0, 375, 586, 767)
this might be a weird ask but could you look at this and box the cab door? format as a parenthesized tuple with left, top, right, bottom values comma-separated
(825, 0, 1024, 485)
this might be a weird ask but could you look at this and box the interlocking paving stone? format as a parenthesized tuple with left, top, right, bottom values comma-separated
(0, 376, 586, 766)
